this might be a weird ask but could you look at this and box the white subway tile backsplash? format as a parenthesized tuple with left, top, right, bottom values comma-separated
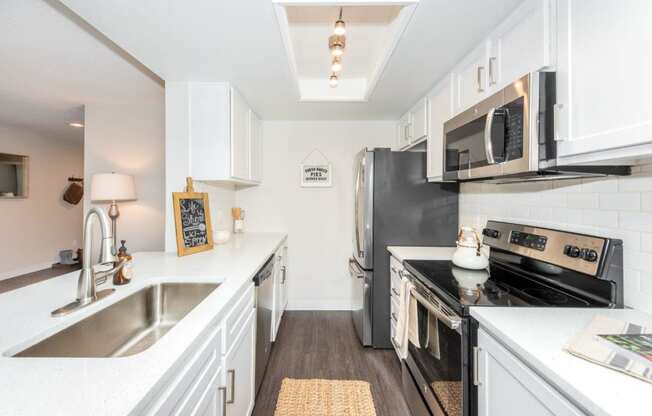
(599, 193, 641, 211)
(567, 193, 599, 209)
(641, 192, 652, 212)
(619, 212, 652, 233)
(460, 174, 652, 313)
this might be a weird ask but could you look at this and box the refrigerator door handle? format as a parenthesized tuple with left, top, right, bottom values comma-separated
(354, 156, 364, 258)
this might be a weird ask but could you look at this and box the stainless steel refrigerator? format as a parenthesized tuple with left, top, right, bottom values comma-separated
(349, 148, 458, 348)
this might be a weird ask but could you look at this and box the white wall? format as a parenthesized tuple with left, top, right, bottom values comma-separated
(84, 95, 165, 253)
(0, 125, 83, 279)
(236, 120, 395, 310)
(459, 166, 652, 313)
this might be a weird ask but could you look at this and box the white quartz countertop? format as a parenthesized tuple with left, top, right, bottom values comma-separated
(0, 232, 287, 416)
(386, 246, 456, 262)
(471, 307, 652, 416)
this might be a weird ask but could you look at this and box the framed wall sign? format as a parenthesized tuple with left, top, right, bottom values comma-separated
(173, 178, 214, 256)
(300, 163, 332, 187)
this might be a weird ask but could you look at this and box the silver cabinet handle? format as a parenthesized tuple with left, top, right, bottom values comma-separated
(391, 266, 397, 273)
(483, 107, 497, 164)
(488, 57, 496, 85)
(227, 369, 235, 404)
(281, 266, 287, 284)
(391, 288, 400, 296)
(391, 312, 398, 322)
(477, 66, 485, 92)
(219, 386, 227, 415)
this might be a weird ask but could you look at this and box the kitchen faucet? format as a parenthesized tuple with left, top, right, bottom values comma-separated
(51, 207, 126, 317)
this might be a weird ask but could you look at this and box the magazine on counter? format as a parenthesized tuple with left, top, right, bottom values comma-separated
(564, 315, 652, 384)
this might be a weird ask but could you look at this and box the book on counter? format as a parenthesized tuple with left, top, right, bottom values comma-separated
(564, 315, 652, 384)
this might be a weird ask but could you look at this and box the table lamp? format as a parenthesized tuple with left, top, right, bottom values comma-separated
(90, 173, 137, 249)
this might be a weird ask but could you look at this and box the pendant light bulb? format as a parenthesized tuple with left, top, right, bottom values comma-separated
(334, 20, 346, 36)
(329, 74, 339, 88)
(328, 35, 346, 57)
(331, 57, 342, 73)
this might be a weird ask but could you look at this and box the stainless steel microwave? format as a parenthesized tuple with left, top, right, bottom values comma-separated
(442, 72, 629, 183)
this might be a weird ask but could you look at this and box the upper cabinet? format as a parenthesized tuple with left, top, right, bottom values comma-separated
(186, 83, 263, 185)
(396, 97, 429, 150)
(453, 41, 490, 114)
(427, 74, 454, 182)
(555, 0, 652, 164)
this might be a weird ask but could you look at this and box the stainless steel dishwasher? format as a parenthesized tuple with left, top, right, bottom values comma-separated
(253, 255, 275, 396)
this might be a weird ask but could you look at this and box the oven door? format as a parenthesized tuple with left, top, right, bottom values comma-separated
(404, 283, 465, 416)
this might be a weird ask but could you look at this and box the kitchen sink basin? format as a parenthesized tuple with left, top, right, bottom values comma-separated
(14, 282, 219, 358)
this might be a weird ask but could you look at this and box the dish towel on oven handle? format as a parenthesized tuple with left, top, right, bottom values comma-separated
(396, 277, 421, 359)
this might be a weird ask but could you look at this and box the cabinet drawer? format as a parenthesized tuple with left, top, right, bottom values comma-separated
(147, 325, 222, 416)
(223, 283, 255, 352)
(173, 349, 219, 416)
(390, 255, 402, 276)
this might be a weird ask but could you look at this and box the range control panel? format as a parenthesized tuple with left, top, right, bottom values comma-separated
(509, 231, 547, 251)
(481, 221, 607, 276)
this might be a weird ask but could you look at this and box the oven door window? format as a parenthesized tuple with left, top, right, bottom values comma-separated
(409, 302, 463, 416)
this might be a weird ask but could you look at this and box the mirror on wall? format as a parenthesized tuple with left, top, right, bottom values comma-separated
(0, 153, 28, 198)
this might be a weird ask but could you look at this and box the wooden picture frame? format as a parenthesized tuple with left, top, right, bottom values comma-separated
(173, 190, 214, 257)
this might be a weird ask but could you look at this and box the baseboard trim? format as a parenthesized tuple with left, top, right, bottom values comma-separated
(0, 262, 54, 281)
(286, 300, 355, 311)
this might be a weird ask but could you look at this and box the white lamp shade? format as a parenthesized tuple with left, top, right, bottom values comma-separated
(90, 173, 137, 202)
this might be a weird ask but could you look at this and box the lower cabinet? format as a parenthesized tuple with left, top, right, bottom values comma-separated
(272, 240, 289, 342)
(389, 255, 403, 358)
(142, 285, 256, 416)
(476, 328, 585, 416)
(223, 309, 256, 416)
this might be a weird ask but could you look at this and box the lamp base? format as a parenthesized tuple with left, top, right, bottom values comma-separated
(108, 201, 119, 254)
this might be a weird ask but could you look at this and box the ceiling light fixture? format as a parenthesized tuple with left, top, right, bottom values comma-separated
(328, 35, 345, 57)
(331, 57, 342, 73)
(329, 73, 339, 88)
(334, 7, 346, 36)
(68, 122, 84, 128)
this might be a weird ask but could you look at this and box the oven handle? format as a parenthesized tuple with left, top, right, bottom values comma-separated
(410, 287, 462, 331)
(348, 258, 364, 279)
(483, 107, 497, 165)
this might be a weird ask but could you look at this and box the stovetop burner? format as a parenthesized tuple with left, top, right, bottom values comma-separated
(403, 259, 605, 315)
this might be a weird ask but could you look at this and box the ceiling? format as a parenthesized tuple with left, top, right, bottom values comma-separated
(57, 0, 524, 120)
(282, 4, 407, 101)
(0, 0, 162, 141)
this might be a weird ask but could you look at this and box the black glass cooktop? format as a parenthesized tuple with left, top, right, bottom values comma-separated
(403, 259, 608, 316)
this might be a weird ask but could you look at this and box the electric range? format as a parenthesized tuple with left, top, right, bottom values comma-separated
(399, 221, 624, 416)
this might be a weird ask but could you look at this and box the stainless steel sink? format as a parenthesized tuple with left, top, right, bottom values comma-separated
(14, 283, 219, 358)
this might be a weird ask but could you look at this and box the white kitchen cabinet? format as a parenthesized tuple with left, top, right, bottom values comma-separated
(453, 41, 489, 114)
(427, 74, 454, 181)
(230, 88, 250, 181)
(249, 111, 263, 183)
(409, 97, 429, 144)
(223, 309, 256, 416)
(555, 0, 652, 164)
(477, 328, 585, 416)
(271, 241, 288, 342)
(397, 111, 411, 149)
(388, 255, 403, 358)
(187, 82, 261, 185)
(486, 0, 555, 93)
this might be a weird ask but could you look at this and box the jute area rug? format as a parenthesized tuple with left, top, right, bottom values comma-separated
(273, 378, 377, 416)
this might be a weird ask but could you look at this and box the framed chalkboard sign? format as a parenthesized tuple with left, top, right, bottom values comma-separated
(173, 179, 213, 256)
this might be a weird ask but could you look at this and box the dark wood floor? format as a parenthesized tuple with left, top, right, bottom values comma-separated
(252, 311, 410, 416)
(0, 264, 81, 295)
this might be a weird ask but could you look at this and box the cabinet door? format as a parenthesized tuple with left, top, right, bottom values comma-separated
(477, 329, 585, 416)
(271, 251, 283, 342)
(427, 74, 453, 181)
(453, 41, 489, 114)
(487, 0, 554, 93)
(410, 98, 429, 143)
(223, 310, 256, 416)
(249, 111, 263, 183)
(396, 113, 409, 149)
(192, 366, 224, 416)
(556, 0, 652, 162)
(230, 87, 250, 180)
